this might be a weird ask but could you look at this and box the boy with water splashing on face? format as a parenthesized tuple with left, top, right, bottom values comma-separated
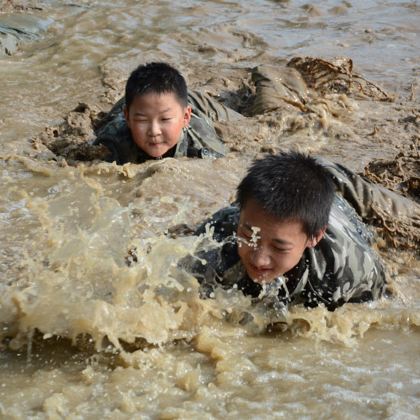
(188, 151, 419, 311)
(94, 62, 241, 164)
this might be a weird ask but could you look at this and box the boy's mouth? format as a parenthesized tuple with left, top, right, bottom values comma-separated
(247, 264, 275, 283)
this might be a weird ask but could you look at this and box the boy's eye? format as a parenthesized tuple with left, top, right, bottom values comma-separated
(161, 117, 173, 121)
(238, 228, 251, 239)
(272, 246, 291, 253)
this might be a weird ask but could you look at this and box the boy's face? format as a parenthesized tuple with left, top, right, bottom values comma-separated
(124, 92, 192, 158)
(237, 199, 323, 284)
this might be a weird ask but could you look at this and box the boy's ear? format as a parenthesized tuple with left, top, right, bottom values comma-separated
(307, 227, 327, 248)
(183, 105, 192, 127)
(123, 106, 129, 122)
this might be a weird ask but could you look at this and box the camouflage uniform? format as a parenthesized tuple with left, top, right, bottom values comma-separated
(188, 159, 419, 311)
(94, 91, 242, 165)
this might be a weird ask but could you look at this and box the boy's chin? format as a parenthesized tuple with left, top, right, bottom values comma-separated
(251, 277, 276, 285)
(248, 271, 277, 285)
(144, 145, 171, 158)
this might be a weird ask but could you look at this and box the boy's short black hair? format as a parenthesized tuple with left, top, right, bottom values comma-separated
(236, 151, 335, 238)
(125, 62, 188, 109)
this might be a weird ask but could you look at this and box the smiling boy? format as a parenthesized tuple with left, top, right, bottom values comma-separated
(124, 77, 192, 159)
(188, 151, 420, 311)
(94, 62, 240, 164)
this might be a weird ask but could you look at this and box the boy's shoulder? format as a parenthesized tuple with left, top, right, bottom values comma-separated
(187, 115, 226, 158)
(94, 115, 147, 164)
(307, 195, 386, 307)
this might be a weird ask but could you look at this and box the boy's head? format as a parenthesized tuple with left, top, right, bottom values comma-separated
(123, 62, 192, 158)
(236, 152, 335, 284)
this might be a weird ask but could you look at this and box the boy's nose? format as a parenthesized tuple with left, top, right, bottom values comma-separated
(250, 247, 271, 268)
(148, 120, 161, 136)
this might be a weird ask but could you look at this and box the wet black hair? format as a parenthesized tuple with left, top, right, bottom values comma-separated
(125, 62, 189, 109)
(236, 151, 335, 238)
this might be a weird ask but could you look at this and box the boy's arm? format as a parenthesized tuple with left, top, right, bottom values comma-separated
(94, 113, 137, 165)
(178, 206, 240, 291)
(317, 157, 420, 223)
(188, 91, 243, 122)
(185, 117, 227, 159)
(185, 90, 246, 159)
(93, 104, 125, 163)
(194, 205, 240, 240)
(94, 97, 126, 133)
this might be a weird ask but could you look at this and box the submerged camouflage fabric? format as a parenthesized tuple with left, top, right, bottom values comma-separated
(188, 160, 397, 311)
(94, 91, 241, 165)
(0, 14, 50, 56)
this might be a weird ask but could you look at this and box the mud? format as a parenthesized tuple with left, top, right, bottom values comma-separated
(364, 141, 420, 252)
(1, 0, 419, 418)
(34, 56, 395, 164)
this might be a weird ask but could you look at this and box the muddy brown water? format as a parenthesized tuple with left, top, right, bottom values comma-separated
(0, 1, 419, 418)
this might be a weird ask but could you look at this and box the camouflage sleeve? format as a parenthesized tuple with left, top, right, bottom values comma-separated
(187, 92, 235, 158)
(179, 206, 241, 297)
(92, 98, 127, 164)
(93, 118, 128, 164)
(93, 97, 148, 165)
(97, 140, 120, 164)
(94, 97, 126, 133)
(316, 157, 420, 223)
(188, 91, 243, 122)
(186, 114, 227, 159)
(0, 14, 51, 56)
(194, 205, 240, 240)
(248, 65, 308, 115)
